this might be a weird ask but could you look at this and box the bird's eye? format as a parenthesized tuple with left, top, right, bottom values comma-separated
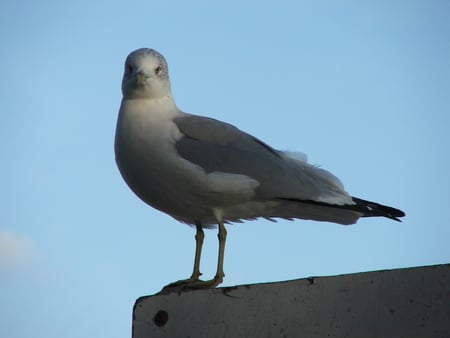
(155, 66, 162, 75)
(127, 65, 133, 73)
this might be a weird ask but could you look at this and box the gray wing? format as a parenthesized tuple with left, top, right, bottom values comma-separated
(173, 114, 326, 201)
(174, 115, 280, 171)
(173, 115, 405, 225)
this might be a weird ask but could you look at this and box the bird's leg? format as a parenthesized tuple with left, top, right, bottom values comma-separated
(159, 221, 227, 293)
(213, 220, 227, 284)
(186, 220, 227, 289)
(164, 223, 204, 286)
(189, 223, 204, 280)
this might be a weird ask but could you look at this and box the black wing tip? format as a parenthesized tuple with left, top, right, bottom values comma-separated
(351, 197, 406, 222)
(385, 212, 404, 223)
(392, 209, 406, 221)
(277, 197, 406, 223)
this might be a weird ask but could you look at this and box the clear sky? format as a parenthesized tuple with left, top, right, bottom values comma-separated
(1, 1, 449, 337)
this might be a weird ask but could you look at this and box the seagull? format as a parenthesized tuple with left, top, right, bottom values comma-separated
(114, 48, 405, 291)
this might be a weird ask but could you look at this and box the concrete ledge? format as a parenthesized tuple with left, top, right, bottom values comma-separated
(132, 264, 450, 338)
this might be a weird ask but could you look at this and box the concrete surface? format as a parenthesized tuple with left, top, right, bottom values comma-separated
(132, 264, 450, 338)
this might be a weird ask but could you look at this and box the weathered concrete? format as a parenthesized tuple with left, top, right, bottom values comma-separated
(132, 264, 450, 338)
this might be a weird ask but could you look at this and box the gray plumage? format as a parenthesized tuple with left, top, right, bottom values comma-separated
(114, 48, 405, 290)
(115, 48, 404, 227)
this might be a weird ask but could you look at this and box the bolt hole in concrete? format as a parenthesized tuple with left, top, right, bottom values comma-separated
(153, 310, 169, 327)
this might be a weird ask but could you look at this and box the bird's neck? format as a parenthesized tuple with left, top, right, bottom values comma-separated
(120, 94, 180, 118)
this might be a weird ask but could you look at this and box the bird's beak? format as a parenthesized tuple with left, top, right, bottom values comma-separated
(135, 69, 151, 84)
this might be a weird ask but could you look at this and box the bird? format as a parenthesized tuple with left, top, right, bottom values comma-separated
(114, 48, 405, 291)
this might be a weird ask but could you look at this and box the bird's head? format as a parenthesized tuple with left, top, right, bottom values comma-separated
(121, 48, 171, 100)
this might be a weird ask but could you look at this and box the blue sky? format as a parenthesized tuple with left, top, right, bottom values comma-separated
(1, 1, 449, 337)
